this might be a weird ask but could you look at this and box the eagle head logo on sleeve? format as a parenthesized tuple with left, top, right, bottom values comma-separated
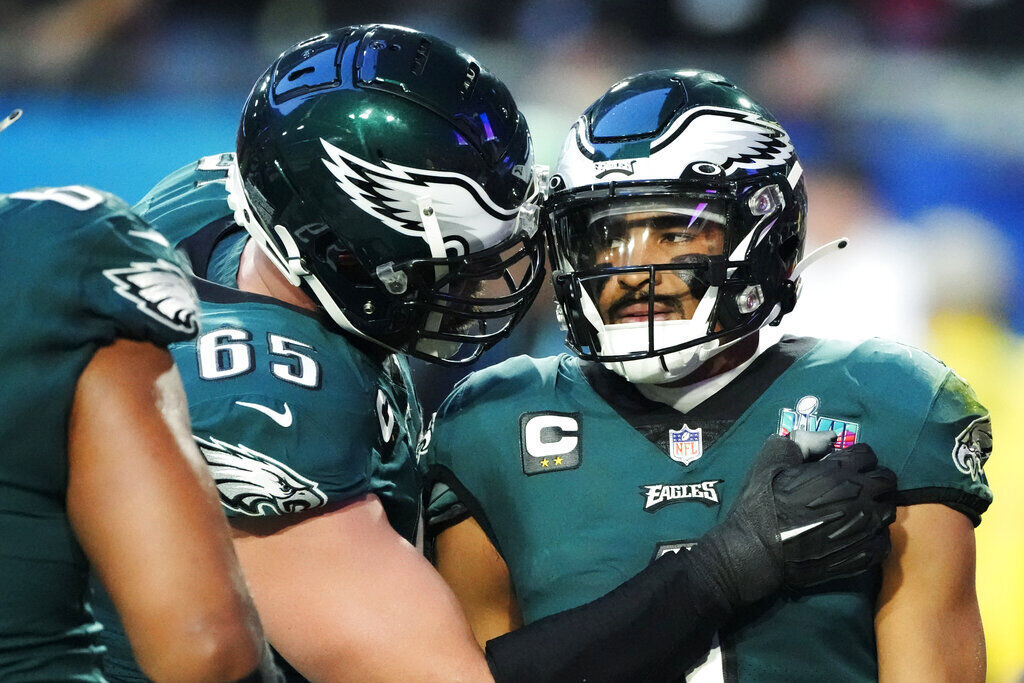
(103, 259, 199, 335)
(952, 415, 992, 483)
(194, 435, 328, 516)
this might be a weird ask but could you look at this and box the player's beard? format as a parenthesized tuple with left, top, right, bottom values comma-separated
(598, 268, 710, 325)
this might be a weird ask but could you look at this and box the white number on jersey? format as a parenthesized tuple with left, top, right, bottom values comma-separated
(197, 327, 320, 388)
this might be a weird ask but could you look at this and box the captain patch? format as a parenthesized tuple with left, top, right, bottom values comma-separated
(520, 412, 581, 475)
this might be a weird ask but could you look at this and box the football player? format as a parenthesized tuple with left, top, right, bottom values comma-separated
(0, 182, 271, 680)
(91, 32, 896, 681)
(425, 70, 992, 681)
(90, 24, 544, 681)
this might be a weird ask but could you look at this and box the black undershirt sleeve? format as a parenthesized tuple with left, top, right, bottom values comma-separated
(484, 544, 732, 683)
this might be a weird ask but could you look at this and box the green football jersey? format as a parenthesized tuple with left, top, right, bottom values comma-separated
(424, 336, 992, 682)
(0, 186, 198, 681)
(93, 156, 423, 681)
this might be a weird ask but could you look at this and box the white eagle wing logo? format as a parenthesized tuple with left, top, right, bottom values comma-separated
(649, 107, 794, 174)
(103, 259, 198, 335)
(320, 138, 517, 253)
(195, 435, 328, 516)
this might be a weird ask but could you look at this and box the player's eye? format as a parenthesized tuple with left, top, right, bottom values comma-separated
(661, 231, 695, 244)
(595, 236, 627, 263)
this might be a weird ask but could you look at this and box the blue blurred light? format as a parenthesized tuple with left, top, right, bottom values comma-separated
(480, 112, 496, 141)
(0, 94, 239, 202)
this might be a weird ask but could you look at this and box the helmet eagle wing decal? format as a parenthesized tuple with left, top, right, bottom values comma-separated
(320, 138, 517, 251)
(649, 106, 794, 173)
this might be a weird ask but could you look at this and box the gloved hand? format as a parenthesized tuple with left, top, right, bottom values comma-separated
(483, 433, 896, 683)
(695, 434, 897, 609)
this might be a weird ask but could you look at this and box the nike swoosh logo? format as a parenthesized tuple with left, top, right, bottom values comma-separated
(779, 520, 825, 542)
(235, 401, 293, 428)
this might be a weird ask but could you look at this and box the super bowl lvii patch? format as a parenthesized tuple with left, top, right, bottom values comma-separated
(778, 395, 860, 448)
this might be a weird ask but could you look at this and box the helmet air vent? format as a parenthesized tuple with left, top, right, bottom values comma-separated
(295, 33, 328, 49)
(288, 67, 315, 82)
(273, 42, 342, 103)
(412, 38, 431, 76)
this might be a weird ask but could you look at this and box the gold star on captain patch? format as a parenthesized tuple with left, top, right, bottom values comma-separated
(554, 456, 563, 465)
(540, 459, 550, 467)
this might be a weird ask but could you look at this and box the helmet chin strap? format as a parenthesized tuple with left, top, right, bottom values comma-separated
(789, 237, 849, 282)
(227, 160, 304, 287)
(594, 283, 725, 384)
(412, 195, 463, 360)
(696, 238, 850, 360)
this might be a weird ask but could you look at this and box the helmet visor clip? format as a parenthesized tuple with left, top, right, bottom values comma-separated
(376, 261, 409, 295)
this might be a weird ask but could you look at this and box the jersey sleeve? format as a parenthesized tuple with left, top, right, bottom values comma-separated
(425, 480, 471, 533)
(422, 356, 560, 544)
(421, 377, 479, 532)
(72, 192, 199, 348)
(896, 368, 993, 525)
(187, 392, 379, 518)
(133, 153, 237, 247)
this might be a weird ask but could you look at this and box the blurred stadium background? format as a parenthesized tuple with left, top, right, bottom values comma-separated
(1, 0, 1021, 679)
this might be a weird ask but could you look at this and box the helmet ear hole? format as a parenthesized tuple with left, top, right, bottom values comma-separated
(332, 250, 375, 286)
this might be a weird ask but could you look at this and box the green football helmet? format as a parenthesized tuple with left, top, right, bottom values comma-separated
(229, 24, 544, 364)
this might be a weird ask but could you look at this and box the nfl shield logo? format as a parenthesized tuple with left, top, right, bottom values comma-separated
(669, 425, 703, 466)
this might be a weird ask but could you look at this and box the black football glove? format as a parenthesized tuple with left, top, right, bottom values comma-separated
(694, 434, 897, 609)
